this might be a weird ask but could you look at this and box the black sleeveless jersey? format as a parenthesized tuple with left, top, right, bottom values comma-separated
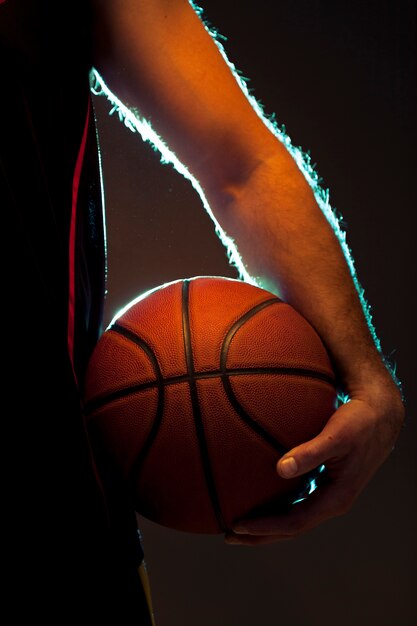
(0, 1, 149, 619)
(0, 0, 105, 381)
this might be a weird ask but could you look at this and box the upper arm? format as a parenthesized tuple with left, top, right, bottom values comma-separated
(91, 0, 282, 191)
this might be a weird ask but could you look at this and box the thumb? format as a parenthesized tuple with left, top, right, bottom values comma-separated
(277, 441, 330, 479)
(277, 402, 355, 479)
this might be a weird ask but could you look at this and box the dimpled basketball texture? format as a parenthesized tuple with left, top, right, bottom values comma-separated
(84, 276, 337, 534)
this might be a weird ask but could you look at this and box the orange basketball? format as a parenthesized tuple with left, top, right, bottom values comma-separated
(83, 276, 337, 534)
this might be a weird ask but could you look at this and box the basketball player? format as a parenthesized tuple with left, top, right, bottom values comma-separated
(0, 0, 404, 621)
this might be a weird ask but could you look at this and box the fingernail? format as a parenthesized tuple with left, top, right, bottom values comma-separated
(232, 525, 247, 534)
(279, 457, 298, 478)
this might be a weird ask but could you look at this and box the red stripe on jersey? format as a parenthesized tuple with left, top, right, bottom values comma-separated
(67, 98, 110, 519)
(68, 98, 91, 380)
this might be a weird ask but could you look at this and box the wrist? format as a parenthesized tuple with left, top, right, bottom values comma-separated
(341, 359, 404, 415)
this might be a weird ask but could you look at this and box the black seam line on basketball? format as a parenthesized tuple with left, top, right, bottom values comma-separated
(108, 322, 166, 479)
(85, 367, 336, 415)
(221, 297, 289, 456)
(222, 376, 288, 455)
(182, 280, 227, 532)
(108, 310, 335, 388)
(221, 297, 283, 371)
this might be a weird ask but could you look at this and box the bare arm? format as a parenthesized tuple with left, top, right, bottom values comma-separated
(91, 0, 404, 540)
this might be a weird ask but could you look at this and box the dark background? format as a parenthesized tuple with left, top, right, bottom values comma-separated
(92, 1, 417, 624)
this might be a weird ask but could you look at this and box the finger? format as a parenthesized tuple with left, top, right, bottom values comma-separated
(276, 402, 355, 479)
(225, 532, 294, 546)
(232, 479, 357, 538)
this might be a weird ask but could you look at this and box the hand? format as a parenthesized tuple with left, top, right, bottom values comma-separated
(225, 378, 405, 546)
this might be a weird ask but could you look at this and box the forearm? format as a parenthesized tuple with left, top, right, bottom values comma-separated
(91, 0, 401, 401)
(203, 149, 399, 398)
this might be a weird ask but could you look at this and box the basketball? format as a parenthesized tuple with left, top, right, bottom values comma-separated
(84, 276, 337, 534)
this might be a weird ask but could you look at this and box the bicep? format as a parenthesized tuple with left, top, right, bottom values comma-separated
(91, 0, 280, 189)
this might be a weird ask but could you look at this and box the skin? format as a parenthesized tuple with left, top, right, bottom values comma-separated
(91, 0, 405, 544)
